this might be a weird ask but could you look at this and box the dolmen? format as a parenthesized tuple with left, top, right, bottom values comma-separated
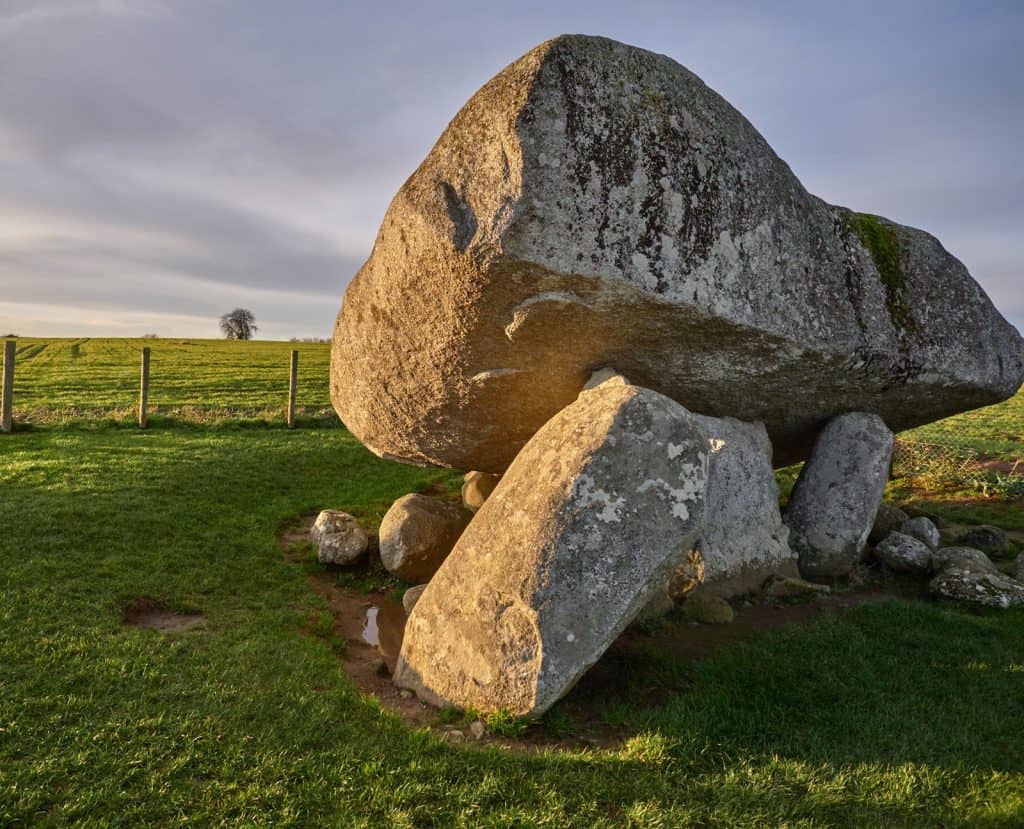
(330, 35, 1024, 717)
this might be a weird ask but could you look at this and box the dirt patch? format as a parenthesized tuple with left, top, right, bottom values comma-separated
(123, 597, 205, 632)
(282, 512, 925, 751)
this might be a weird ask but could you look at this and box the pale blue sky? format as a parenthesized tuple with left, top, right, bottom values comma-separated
(1, 0, 1020, 338)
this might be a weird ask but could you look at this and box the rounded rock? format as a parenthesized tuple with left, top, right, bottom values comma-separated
(900, 516, 941, 550)
(874, 531, 933, 574)
(461, 471, 501, 512)
(310, 510, 369, 565)
(379, 495, 473, 582)
(954, 525, 1008, 557)
(869, 502, 909, 545)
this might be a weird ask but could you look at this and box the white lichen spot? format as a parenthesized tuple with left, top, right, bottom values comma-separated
(574, 474, 626, 523)
(566, 632, 575, 643)
(667, 442, 689, 460)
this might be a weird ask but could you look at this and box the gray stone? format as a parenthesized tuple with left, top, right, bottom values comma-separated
(954, 525, 1008, 557)
(873, 531, 933, 574)
(310, 510, 369, 565)
(461, 471, 501, 511)
(930, 546, 997, 573)
(929, 556, 1024, 609)
(402, 584, 428, 614)
(869, 502, 909, 545)
(330, 34, 1024, 474)
(378, 494, 473, 582)
(784, 413, 894, 581)
(900, 516, 941, 550)
(689, 414, 797, 593)
(393, 378, 709, 717)
(681, 592, 734, 624)
(1016, 555, 1024, 581)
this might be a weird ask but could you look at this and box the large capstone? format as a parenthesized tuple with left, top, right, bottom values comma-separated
(331, 34, 1024, 473)
(784, 412, 894, 581)
(393, 378, 708, 717)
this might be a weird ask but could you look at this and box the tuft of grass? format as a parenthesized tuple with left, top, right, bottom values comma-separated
(483, 710, 529, 738)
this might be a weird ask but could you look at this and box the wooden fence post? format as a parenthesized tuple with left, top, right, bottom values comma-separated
(1, 340, 14, 434)
(287, 349, 298, 429)
(139, 347, 150, 428)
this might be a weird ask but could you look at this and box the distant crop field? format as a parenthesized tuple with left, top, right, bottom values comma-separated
(4, 337, 332, 421)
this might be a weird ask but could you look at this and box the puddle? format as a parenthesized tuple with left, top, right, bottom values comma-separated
(362, 607, 380, 646)
(123, 598, 205, 632)
(362, 603, 408, 673)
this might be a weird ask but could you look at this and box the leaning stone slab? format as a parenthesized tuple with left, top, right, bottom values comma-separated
(311, 510, 369, 565)
(330, 34, 1024, 473)
(379, 494, 473, 582)
(784, 412, 894, 581)
(393, 379, 709, 717)
(690, 414, 797, 594)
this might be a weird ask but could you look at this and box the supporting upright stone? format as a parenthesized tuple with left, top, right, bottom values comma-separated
(784, 412, 894, 581)
(394, 378, 709, 717)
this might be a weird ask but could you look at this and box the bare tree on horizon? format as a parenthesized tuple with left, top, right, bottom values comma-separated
(219, 308, 258, 340)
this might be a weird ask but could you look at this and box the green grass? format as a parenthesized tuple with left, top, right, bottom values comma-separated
(3, 337, 332, 422)
(2, 342, 1024, 826)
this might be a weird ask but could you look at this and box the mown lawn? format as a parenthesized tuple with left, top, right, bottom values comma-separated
(2, 420, 1023, 828)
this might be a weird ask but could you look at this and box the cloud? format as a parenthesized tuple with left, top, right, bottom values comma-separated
(0, 0, 1020, 340)
(0, 0, 170, 38)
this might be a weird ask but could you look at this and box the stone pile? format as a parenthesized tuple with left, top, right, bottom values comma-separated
(325, 35, 1024, 716)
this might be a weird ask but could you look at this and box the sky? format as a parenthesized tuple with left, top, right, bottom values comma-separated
(0, 0, 1020, 340)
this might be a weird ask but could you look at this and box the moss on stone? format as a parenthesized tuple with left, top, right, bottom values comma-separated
(851, 212, 915, 334)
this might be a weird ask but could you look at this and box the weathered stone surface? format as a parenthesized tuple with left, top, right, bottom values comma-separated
(330, 34, 1024, 473)
(310, 510, 369, 565)
(461, 471, 501, 511)
(393, 379, 709, 717)
(682, 592, 734, 624)
(931, 546, 996, 573)
(869, 502, 909, 545)
(874, 531, 933, 574)
(666, 548, 706, 600)
(402, 584, 428, 614)
(1016, 555, 1024, 581)
(954, 525, 1008, 557)
(689, 414, 797, 593)
(784, 413, 894, 581)
(900, 516, 941, 550)
(930, 553, 1024, 608)
(378, 494, 473, 582)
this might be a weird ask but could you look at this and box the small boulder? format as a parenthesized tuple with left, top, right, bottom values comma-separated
(402, 584, 428, 614)
(931, 546, 997, 573)
(900, 516, 941, 550)
(379, 494, 473, 582)
(469, 720, 486, 740)
(394, 378, 709, 717)
(954, 525, 1008, 557)
(873, 532, 933, 574)
(869, 503, 909, 545)
(929, 555, 1024, 608)
(682, 593, 734, 624)
(310, 510, 369, 565)
(461, 471, 501, 511)
(784, 412, 894, 581)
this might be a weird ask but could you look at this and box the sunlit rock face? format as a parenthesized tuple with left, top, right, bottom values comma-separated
(331, 34, 1024, 472)
(393, 378, 708, 717)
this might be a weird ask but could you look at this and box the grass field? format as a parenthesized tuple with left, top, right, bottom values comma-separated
(2, 339, 1023, 827)
(4, 338, 332, 422)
